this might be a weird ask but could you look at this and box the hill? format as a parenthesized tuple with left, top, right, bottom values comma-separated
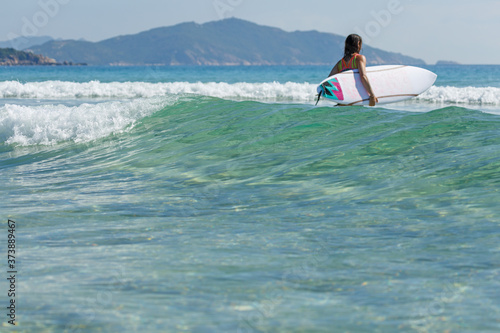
(0, 47, 87, 66)
(29, 18, 425, 66)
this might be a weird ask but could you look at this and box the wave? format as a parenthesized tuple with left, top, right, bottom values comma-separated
(0, 80, 315, 101)
(2, 93, 499, 151)
(0, 97, 172, 146)
(1, 80, 499, 106)
(416, 86, 500, 105)
(2, 80, 500, 146)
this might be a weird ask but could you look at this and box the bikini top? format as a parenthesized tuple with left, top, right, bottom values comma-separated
(337, 53, 360, 72)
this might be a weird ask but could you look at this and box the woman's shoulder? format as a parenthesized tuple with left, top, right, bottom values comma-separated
(355, 54, 366, 63)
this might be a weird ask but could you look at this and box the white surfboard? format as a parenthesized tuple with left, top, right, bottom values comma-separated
(317, 65, 437, 105)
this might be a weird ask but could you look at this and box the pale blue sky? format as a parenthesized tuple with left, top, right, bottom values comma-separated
(1, 0, 498, 64)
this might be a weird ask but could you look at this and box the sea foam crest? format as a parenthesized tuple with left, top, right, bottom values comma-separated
(417, 86, 500, 105)
(1, 80, 499, 105)
(0, 97, 170, 146)
(0, 80, 315, 101)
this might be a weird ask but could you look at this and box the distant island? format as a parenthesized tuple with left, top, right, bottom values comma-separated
(436, 60, 461, 65)
(25, 18, 425, 66)
(0, 47, 86, 66)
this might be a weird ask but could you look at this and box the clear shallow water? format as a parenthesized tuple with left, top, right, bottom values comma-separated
(1, 65, 500, 332)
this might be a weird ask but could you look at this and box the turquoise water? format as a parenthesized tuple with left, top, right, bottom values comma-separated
(1, 65, 500, 332)
(2, 64, 500, 86)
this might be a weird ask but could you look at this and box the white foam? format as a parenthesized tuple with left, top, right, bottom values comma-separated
(0, 98, 170, 146)
(1, 80, 499, 105)
(417, 86, 500, 105)
(0, 80, 316, 101)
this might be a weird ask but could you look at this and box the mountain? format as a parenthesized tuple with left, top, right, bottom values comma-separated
(0, 36, 54, 50)
(29, 18, 425, 66)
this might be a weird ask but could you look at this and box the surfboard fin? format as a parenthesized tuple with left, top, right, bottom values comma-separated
(315, 91, 322, 106)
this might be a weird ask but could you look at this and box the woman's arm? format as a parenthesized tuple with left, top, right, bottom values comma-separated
(328, 61, 341, 77)
(357, 55, 378, 106)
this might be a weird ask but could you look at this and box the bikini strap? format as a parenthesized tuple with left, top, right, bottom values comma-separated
(350, 53, 359, 69)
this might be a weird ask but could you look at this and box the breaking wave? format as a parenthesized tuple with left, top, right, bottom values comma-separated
(1, 80, 499, 105)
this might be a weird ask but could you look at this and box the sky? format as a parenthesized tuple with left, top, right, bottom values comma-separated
(1, 0, 499, 65)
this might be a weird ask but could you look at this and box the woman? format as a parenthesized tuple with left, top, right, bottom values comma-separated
(328, 34, 378, 106)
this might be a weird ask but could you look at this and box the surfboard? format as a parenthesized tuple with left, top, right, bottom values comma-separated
(317, 65, 437, 106)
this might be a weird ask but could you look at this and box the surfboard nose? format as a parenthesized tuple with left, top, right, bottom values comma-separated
(418, 68, 438, 92)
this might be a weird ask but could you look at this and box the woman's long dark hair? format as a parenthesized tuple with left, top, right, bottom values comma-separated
(344, 34, 362, 61)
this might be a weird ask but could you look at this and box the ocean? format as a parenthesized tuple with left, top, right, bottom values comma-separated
(1, 65, 499, 332)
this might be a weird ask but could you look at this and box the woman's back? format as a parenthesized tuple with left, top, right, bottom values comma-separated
(337, 53, 360, 73)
